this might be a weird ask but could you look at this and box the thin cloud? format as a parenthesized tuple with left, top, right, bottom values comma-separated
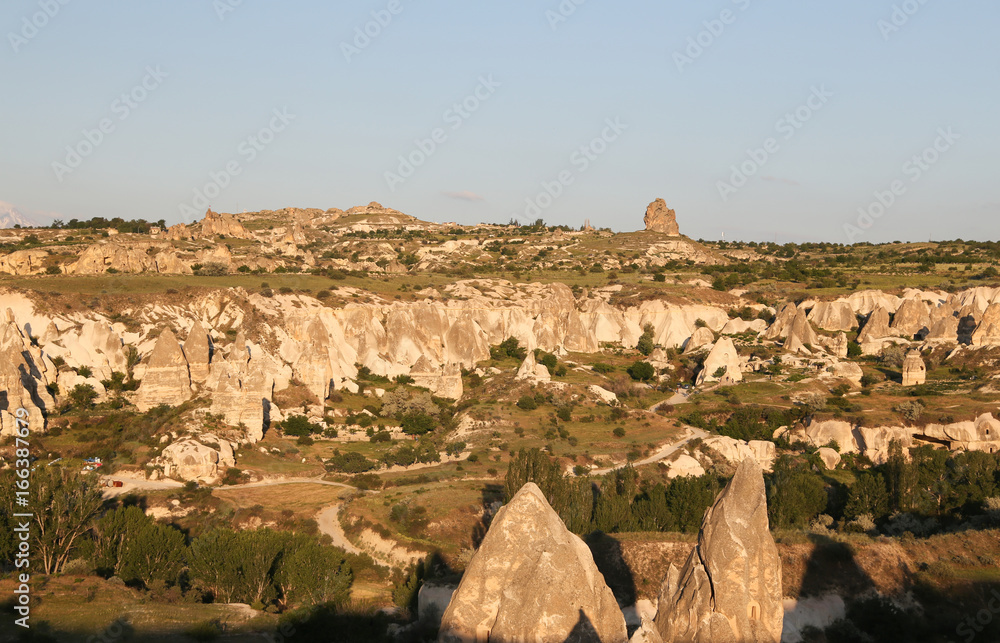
(761, 176, 800, 186)
(443, 191, 484, 202)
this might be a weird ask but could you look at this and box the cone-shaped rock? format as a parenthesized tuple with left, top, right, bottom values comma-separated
(654, 458, 782, 643)
(438, 482, 627, 643)
(134, 329, 192, 412)
(185, 321, 212, 382)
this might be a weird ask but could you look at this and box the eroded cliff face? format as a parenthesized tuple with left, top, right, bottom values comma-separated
(2, 282, 999, 444)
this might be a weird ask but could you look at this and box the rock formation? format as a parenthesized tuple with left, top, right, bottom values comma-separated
(891, 298, 931, 337)
(696, 338, 743, 386)
(643, 199, 680, 236)
(921, 413, 1000, 452)
(971, 303, 1000, 346)
(901, 350, 926, 386)
(925, 315, 959, 343)
(683, 326, 715, 353)
(857, 305, 895, 344)
(155, 436, 235, 482)
(515, 351, 551, 384)
(134, 329, 193, 412)
(830, 362, 863, 386)
(184, 321, 212, 382)
(0, 250, 48, 276)
(817, 447, 841, 470)
(198, 209, 254, 240)
(654, 459, 782, 643)
(410, 357, 464, 399)
(0, 314, 50, 436)
(702, 436, 775, 471)
(807, 301, 857, 332)
(438, 482, 627, 643)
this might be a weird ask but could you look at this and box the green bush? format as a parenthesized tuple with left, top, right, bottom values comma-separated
(517, 395, 538, 410)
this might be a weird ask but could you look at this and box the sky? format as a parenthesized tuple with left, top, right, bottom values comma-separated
(1, 1, 998, 243)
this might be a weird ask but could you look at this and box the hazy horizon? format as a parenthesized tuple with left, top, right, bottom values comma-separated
(2, 1, 998, 243)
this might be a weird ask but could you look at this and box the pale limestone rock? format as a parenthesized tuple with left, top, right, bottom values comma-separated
(817, 447, 841, 470)
(654, 459, 782, 643)
(925, 315, 959, 343)
(0, 250, 48, 276)
(702, 436, 775, 471)
(920, 414, 1000, 452)
(696, 338, 742, 386)
(134, 329, 192, 412)
(830, 362, 863, 385)
(629, 618, 663, 643)
(410, 356, 464, 399)
(857, 306, 895, 344)
(515, 351, 551, 384)
(438, 483, 627, 643)
(198, 209, 254, 239)
(683, 326, 715, 354)
(643, 199, 680, 236)
(763, 304, 797, 341)
(891, 298, 931, 337)
(804, 420, 858, 453)
(157, 437, 235, 482)
(901, 350, 926, 386)
(807, 301, 857, 332)
(184, 321, 212, 382)
(588, 385, 618, 405)
(720, 318, 767, 335)
(971, 303, 1000, 346)
(857, 426, 913, 464)
(0, 318, 48, 436)
(825, 333, 849, 358)
(666, 454, 706, 479)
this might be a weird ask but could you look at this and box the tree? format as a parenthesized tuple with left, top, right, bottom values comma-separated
(636, 324, 655, 356)
(31, 467, 104, 574)
(280, 415, 320, 437)
(68, 383, 98, 410)
(767, 457, 828, 529)
(276, 535, 352, 607)
(627, 360, 655, 381)
(884, 440, 918, 513)
(400, 412, 436, 435)
(845, 472, 890, 520)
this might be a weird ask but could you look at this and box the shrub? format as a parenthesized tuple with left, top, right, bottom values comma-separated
(517, 395, 538, 411)
(627, 360, 655, 381)
(613, 427, 626, 438)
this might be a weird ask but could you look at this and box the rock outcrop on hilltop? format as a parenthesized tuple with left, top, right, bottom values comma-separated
(67, 243, 191, 275)
(0, 250, 48, 276)
(643, 199, 680, 236)
(654, 459, 782, 643)
(438, 482, 627, 643)
(153, 436, 235, 482)
(198, 209, 254, 240)
(133, 329, 192, 412)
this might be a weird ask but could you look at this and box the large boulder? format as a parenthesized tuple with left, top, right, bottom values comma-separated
(857, 306, 895, 344)
(702, 436, 775, 471)
(891, 298, 931, 337)
(515, 351, 551, 384)
(156, 436, 235, 482)
(643, 199, 680, 236)
(438, 482, 627, 643)
(184, 321, 212, 382)
(654, 459, 782, 643)
(198, 209, 254, 240)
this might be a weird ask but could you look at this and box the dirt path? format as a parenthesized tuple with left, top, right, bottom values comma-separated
(316, 503, 364, 556)
(590, 426, 708, 475)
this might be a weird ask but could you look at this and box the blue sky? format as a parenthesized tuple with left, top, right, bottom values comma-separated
(1, 1, 997, 242)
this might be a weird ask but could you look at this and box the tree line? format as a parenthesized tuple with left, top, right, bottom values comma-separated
(0, 467, 351, 610)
